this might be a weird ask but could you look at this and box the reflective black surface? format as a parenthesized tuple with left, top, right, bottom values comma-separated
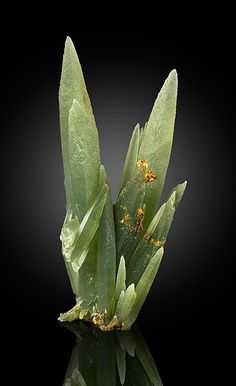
(61, 321, 163, 385)
(3, 304, 230, 385)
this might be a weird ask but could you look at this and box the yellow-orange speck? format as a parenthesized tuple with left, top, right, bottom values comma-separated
(136, 207, 145, 217)
(144, 234, 164, 247)
(145, 171, 157, 183)
(137, 159, 148, 170)
(120, 214, 131, 226)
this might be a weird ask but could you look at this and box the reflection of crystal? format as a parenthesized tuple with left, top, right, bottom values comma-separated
(62, 321, 163, 386)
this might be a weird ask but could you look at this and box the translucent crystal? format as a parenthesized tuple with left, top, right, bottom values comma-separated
(58, 37, 187, 330)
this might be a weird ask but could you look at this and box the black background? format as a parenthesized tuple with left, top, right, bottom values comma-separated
(2, 4, 234, 385)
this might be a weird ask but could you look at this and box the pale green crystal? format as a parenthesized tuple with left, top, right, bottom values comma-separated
(138, 70, 178, 226)
(96, 166, 116, 315)
(117, 284, 137, 323)
(59, 37, 101, 219)
(58, 37, 187, 330)
(114, 164, 147, 265)
(116, 255, 126, 299)
(124, 248, 164, 330)
(120, 123, 141, 189)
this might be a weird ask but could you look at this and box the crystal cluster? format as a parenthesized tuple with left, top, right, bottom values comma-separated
(58, 37, 186, 330)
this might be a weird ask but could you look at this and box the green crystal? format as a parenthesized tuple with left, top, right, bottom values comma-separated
(58, 37, 187, 330)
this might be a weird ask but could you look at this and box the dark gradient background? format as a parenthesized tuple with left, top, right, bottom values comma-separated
(2, 4, 234, 385)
